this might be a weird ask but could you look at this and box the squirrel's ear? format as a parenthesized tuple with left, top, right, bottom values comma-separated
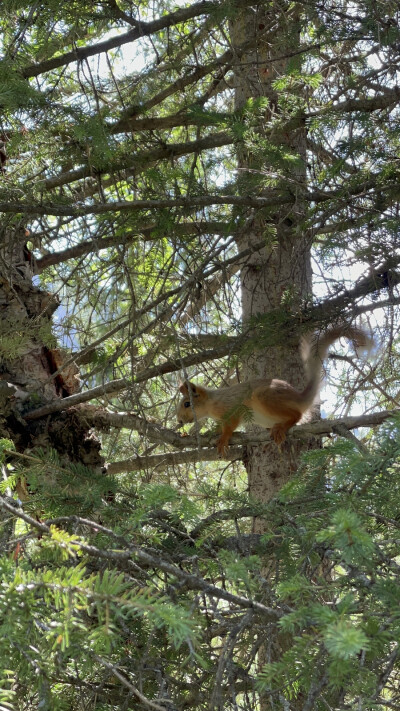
(179, 381, 197, 395)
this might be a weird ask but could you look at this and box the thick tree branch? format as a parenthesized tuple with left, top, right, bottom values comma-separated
(41, 126, 398, 196)
(21, 1, 223, 78)
(23, 265, 400, 421)
(113, 50, 235, 128)
(34, 222, 231, 272)
(23, 334, 241, 421)
(107, 446, 244, 474)
(312, 257, 400, 319)
(87, 407, 399, 456)
(4, 169, 400, 216)
(42, 132, 233, 191)
(32, 237, 261, 397)
(111, 109, 228, 134)
(311, 86, 400, 119)
(274, 86, 400, 138)
(23, 252, 400, 424)
(113, 40, 326, 133)
(24, 381, 129, 421)
(0, 194, 288, 217)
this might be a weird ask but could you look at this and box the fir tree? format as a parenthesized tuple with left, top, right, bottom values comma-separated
(0, 0, 399, 708)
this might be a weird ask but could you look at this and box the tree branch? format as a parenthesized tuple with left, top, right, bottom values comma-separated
(93, 656, 171, 711)
(5, 169, 400, 216)
(113, 50, 234, 129)
(311, 86, 400, 119)
(107, 446, 244, 474)
(23, 255, 400, 423)
(42, 131, 233, 191)
(0, 194, 289, 217)
(88, 408, 400, 459)
(312, 257, 400, 319)
(35, 221, 231, 271)
(21, 1, 223, 78)
(0, 497, 284, 621)
(111, 108, 228, 134)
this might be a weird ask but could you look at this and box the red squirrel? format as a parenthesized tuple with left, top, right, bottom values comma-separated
(177, 325, 373, 456)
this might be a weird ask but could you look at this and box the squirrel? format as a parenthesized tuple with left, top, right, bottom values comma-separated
(177, 325, 373, 456)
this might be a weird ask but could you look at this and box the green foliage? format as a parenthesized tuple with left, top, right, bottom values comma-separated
(323, 619, 370, 660)
(0, 424, 399, 707)
(18, 448, 117, 517)
(0, 62, 43, 110)
(255, 423, 400, 706)
(0, 319, 56, 362)
(71, 117, 114, 170)
(316, 508, 375, 565)
(0, 555, 198, 704)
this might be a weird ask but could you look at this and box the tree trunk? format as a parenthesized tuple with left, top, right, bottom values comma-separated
(0, 227, 103, 485)
(230, 2, 313, 524)
(230, 8, 318, 708)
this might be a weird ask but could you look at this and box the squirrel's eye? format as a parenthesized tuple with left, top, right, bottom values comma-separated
(184, 401, 191, 408)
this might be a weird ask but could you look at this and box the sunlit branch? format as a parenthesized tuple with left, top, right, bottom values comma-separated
(35, 221, 233, 272)
(90, 409, 400, 463)
(107, 446, 244, 474)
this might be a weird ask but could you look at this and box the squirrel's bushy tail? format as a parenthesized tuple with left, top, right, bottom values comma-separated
(300, 325, 373, 407)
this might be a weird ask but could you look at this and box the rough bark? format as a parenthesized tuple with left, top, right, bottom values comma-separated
(230, 8, 323, 709)
(0, 226, 103, 475)
(230, 3, 313, 521)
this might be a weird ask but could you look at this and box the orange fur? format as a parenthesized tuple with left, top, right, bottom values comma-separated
(177, 325, 373, 456)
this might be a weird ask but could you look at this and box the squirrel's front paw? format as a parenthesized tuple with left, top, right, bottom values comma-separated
(270, 424, 287, 445)
(216, 436, 229, 458)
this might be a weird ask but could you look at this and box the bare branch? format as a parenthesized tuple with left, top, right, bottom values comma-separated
(93, 656, 171, 711)
(107, 446, 244, 474)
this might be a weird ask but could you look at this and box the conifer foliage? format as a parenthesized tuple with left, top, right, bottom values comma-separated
(0, 1, 400, 709)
